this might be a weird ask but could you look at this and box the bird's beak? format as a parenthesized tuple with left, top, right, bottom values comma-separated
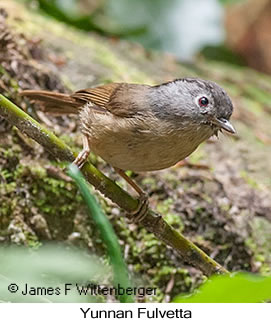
(211, 117, 236, 134)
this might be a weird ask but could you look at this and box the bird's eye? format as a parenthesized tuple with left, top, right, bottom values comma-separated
(198, 96, 209, 108)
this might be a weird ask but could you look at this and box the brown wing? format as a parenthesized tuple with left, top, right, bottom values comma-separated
(72, 83, 120, 109)
(72, 83, 150, 117)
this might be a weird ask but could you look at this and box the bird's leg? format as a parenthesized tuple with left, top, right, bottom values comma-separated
(73, 135, 91, 169)
(114, 167, 149, 223)
(177, 159, 210, 170)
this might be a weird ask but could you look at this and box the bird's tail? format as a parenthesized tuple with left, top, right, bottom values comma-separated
(20, 90, 83, 115)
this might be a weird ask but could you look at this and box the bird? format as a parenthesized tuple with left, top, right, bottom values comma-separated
(21, 78, 235, 221)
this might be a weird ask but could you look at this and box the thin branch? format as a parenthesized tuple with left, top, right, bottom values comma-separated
(0, 94, 229, 276)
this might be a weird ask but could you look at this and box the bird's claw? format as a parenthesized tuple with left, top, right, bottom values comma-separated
(73, 150, 89, 169)
(129, 193, 149, 223)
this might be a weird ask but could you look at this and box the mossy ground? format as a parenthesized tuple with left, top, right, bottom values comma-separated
(1, 0, 271, 302)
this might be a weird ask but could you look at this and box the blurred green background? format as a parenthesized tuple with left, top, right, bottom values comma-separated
(24, 0, 247, 65)
(25, 0, 271, 73)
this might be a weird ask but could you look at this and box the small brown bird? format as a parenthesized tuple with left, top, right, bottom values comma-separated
(21, 78, 235, 219)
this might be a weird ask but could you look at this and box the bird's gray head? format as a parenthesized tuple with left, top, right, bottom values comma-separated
(151, 78, 235, 135)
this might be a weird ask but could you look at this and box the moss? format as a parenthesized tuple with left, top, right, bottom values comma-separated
(246, 217, 271, 275)
(0, 152, 85, 240)
(240, 170, 259, 189)
(188, 146, 207, 164)
(239, 96, 263, 117)
(7, 2, 152, 85)
(0, 66, 20, 96)
(243, 84, 271, 107)
(156, 198, 173, 214)
(141, 176, 160, 191)
(151, 266, 193, 299)
(110, 215, 194, 300)
(29, 174, 83, 238)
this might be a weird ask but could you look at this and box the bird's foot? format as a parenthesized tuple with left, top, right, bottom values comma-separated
(129, 192, 149, 223)
(73, 149, 90, 169)
(73, 136, 91, 169)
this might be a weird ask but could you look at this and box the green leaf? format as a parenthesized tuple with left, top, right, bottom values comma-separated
(173, 273, 271, 303)
(0, 245, 107, 302)
(68, 164, 134, 303)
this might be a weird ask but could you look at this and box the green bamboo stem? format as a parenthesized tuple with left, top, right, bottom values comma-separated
(0, 94, 229, 276)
